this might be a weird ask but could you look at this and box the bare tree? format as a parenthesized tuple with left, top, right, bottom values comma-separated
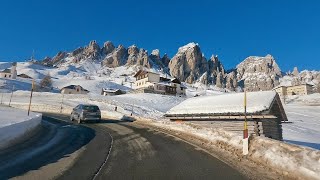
(40, 73, 52, 89)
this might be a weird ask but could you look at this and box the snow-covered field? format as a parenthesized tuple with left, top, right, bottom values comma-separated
(0, 105, 41, 149)
(283, 95, 320, 150)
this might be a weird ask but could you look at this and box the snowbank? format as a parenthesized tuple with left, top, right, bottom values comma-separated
(144, 120, 320, 180)
(250, 137, 320, 180)
(0, 106, 42, 149)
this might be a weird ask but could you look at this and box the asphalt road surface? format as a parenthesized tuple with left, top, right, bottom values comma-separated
(0, 114, 247, 180)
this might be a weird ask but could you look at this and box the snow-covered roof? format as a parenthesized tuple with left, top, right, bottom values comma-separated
(166, 91, 278, 116)
(0, 68, 11, 73)
(102, 88, 121, 93)
(61, 85, 89, 91)
(133, 70, 159, 77)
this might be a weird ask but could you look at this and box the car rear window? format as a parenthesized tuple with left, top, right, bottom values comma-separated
(83, 105, 99, 111)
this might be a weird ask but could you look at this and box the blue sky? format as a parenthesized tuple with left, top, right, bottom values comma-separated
(0, 0, 319, 71)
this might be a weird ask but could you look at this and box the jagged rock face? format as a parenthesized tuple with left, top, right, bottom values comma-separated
(102, 45, 127, 68)
(42, 57, 52, 65)
(71, 47, 84, 57)
(161, 54, 170, 67)
(82, 40, 101, 60)
(281, 70, 320, 87)
(126, 46, 150, 68)
(207, 55, 226, 85)
(150, 49, 160, 59)
(169, 43, 208, 83)
(69, 41, 102, 62)
(137, 49, 150, 68)
(208, 55, 224, 76)
(292, 67, 299, 76)
(215, 72, 223, 88)
(126, 45, 139, 65)
(102, 41, 115, 55)
(149, 49, 169, 69)
(52, 51, 67, 65)
(225, 71, 237, 91)
(236, 55, 281, 91)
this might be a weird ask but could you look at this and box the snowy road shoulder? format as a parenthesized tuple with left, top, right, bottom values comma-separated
(0, 105, 42, 149)
(136, 119, 320, 180)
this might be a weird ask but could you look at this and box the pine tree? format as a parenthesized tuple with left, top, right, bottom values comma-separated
(40, 73, 52, 88)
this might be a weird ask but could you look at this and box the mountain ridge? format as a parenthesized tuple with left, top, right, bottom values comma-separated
(37, 40, 319, 92)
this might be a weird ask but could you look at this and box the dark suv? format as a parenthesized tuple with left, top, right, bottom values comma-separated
(70, 104, 101, 123)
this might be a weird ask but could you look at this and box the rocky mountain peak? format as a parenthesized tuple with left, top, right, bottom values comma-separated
(151, 49, 160, 59)
(169, 42, 207, 83)
(101, 44, 127, 68)
(292, 67, 299, 76)
(128, 45, 139, 55)
(236, 55, 281, 91)
(177, 42, 199, 54)
(102, 41, 115, 55)
(86, 40, 100, 54)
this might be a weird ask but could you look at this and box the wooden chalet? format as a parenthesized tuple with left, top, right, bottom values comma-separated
(101, 88, 125, 96)
(165, 91, 287, 140)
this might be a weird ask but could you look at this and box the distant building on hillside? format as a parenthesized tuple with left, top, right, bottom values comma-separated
(60, 85, 89, 94)
(0, 62, 17, 79)
(101, 88, 125, 96)
(17, 73, 32, 79)
(133, 70, 186, 96)
(273, 84, 314, 96)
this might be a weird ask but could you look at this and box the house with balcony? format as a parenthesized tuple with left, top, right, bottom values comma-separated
(133, 70, 186, 96)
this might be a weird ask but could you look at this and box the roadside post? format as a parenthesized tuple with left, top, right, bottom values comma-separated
(131, 103, 134, 116)
(60, 92, 64, 114)
(28, 79, 35, 116)
(0, 92, 3, 104)
(8, 85, 15, 107)
(243, 89, 249, 155)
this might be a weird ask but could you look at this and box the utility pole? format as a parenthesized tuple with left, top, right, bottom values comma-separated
(8, 85, 14, 107)
(0, 92, 3, 104)
(243, 89, 249, 155)
(28, 80, 35, 116)
(131, 103, 134, 116)
(60, 92, 64, 114)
